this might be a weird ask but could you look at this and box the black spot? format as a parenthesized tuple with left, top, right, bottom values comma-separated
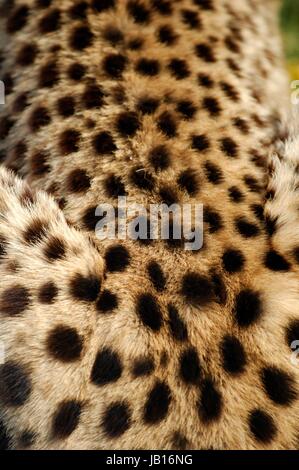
(0, 285, 30, 316)
(0, 236, 7, 260)
(128, 38, 143, 50)
(225, 35, 240, 54)
(198, 379, 222, 422)
(293, 246, 299, 265)
(157, 25, 177, 45)
(221, 335, 246, 375)
(69, 25, 93, 50)
(44, 236, 65, 261)
(180, 347, 201, 384)
(102, 402, 131, 438)
(116, 111, 140, 137)
(193, 0, 213, 9)
(59, 129, 80, 155)
(148, 145, 170, 171)
(91, 348, 122, 386)
(233, 117, 249, 134)
(220, 81, 239, 101)
(222, 249, 245, 273)
(2, 73, 14, 96)
(36, 0, 52, 7)
(249, 409, 277, 443)
(132, 357, 155, 377)
(181, 8, 201, 28)
(66, 168, 90, 193)
(151, 0, 172, 15)
(46, 325, 83, 362)
(198, 73, 214, 88)
(158, 112, 177, 138)
(24, 219, 48, 244)
(168, 304, 188, 342)
(143, 381, 171, 424)
(96, 289, 118, 313)
(261, 366, 297, 406)
(38, 281, 58, 304)
(105, 245, 130, 273)
(82, 83, 104, 109)
(137, 97, 159, 115)
(264, 250, 290, 272)
(103, 26, 123, 45)
(195, 43, 215, 62)
(69, 274, 101, 302)
(136, 58, 160, 76)
(112, 85, 126, 104)
(68, 1, 88, 19)
(13, 92, 28, 113)
(171, 431, 189, 450)
(39, 8, 60, 33)
(176, 100, 196, 120)
(103, 53, 127, 79)
(0, 116, 14, 138)
(7, 5, 29, 33)
(52, 401, 82, 439)
(130, 168, 155, 191)
(147, 261, 166, 292)
(0, 419, 10, 450)
(204, 208, 223, 233)
(68, 62, 86, 81)
(82, 205, 102, 231)
(234, 289, 263, 327)
(264, 215, 277, 236)
(235, 217, 260, 238)
(30, 149, 50, 177)
(91, 0, 115, 12)
(0, 361, 31, 406)
(39, 60, 59, 88)
(160, 351, 169, 367)
(204, 161, 223, 184)
(228, 186, 244, 203)
(192, 134, 210, 152)
(16, 43, 38, 66)
(286, 319, 299, 347)
(168, 59, 190, 80)
(18, 430, 36, 448)
(220, 137, 238, 158)
(127, 0, 150, 23)
(104, 174, 126, 198)
(177, 168, 199, 196)
(93, 131, 116, 155)
(159, 186, 177, 206)
(181, 272, 215, 306)
(243, 175, 261, 193)
(136, 293, 162, 331)
(251, 204, 264, 222)
(57, 96, 75, 118)
(202, 96, 222, 117)
(226, 57, 241, 74)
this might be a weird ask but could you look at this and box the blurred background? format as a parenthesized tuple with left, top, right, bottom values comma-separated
(281, 0, 299, 79)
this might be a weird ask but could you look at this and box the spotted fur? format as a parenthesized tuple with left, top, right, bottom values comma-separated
(0, 0, 299, 450)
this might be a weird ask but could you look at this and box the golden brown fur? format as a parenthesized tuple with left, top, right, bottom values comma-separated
(0, 0, 299, 450)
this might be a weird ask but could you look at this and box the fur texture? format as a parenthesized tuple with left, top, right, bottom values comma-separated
(0, 0, 299, 450)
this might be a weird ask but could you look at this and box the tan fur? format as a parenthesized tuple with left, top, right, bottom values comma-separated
(0, 0, 299, 450)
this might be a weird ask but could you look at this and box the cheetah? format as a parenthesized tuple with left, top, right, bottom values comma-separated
(0, 0, 299, 450)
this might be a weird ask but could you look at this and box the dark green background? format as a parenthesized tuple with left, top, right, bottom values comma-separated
(281, 0, 299, 61)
